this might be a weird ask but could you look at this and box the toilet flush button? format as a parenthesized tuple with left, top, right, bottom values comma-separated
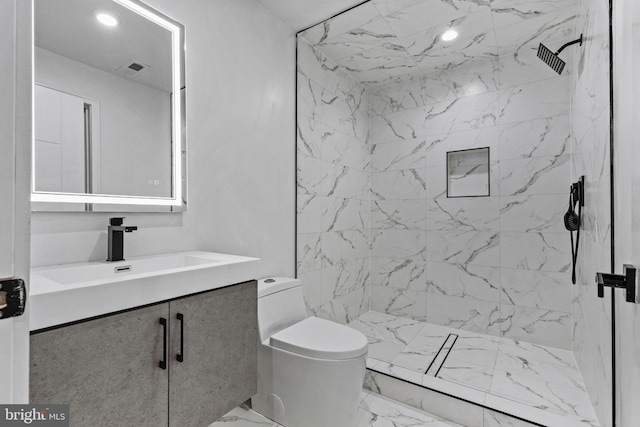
(265, 278, 276, 283)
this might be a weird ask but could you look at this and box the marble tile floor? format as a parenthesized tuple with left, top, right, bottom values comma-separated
(349, 311, 599, 427)
(209, 391, 464, 427)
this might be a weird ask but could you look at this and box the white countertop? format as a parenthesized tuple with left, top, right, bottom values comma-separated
(29, 251, 260, 331)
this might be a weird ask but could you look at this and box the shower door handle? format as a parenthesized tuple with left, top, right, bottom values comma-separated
(596, 264, 638, 303)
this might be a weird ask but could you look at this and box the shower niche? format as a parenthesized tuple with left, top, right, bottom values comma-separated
(446, 147, 490, 198)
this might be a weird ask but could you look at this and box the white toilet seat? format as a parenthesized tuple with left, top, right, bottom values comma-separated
(270, 317, 368, 360)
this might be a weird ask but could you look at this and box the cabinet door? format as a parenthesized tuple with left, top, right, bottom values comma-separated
(30, 303, 170, 427)
(168, 281, 257, 426)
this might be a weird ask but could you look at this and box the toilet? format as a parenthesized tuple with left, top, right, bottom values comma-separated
(251, 277, 368, 427)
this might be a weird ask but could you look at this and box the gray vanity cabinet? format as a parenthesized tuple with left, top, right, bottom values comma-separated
(169, 282, 258, 426)
(30, 280, 258, 427)
(30, 303, 169, 426)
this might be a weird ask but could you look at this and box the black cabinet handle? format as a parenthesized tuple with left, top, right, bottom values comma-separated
(159, 318, 167, 370)
(176, 313, 184, 362)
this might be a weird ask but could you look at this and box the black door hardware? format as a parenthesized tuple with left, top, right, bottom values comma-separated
(159, 317, 168, 369)
(177, 313, 184, 362)
(0, 278, 27, 320)
(596, 264, 637, 303)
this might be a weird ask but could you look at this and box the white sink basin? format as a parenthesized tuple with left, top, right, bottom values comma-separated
(30, 251, 260, 331)
(37, 253, 221, 286)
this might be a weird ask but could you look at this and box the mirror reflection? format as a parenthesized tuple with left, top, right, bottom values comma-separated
(32, 0, 184, 209)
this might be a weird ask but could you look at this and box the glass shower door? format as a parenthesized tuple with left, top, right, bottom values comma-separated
(613, 0, 640, 424)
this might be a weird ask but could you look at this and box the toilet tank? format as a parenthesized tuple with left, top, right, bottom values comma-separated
(257, 277, 307, 343)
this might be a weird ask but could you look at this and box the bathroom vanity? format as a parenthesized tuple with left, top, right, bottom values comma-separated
(29, 251, 259, 426)
(28, 1, 261, 423)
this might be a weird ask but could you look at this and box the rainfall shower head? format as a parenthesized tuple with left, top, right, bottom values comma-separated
(537, 34, 583, 74)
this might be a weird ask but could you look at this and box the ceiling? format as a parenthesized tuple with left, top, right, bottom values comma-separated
(256, 0, 367, 32)
(35, 0, 173, 92)
(288, 0, 581, 88)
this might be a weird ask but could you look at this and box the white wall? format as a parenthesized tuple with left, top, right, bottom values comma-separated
(31, 0, 296, 281)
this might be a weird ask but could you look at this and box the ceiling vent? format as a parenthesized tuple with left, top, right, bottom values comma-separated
(115, 61, 149, 77)
(128, 62, 145, 72)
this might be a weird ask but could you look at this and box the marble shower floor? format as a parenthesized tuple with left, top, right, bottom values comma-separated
(348, 311, 599, 427)
(210, 391, 464, 427)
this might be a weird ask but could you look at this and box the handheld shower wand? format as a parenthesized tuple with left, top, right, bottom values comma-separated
(565, 177, 584, 284)
(564, 183, 581, 231)
(537, 34, 583, 74)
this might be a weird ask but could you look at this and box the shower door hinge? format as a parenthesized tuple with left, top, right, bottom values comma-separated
(596, 264, 638, 303)
(0, 278, 27, 319)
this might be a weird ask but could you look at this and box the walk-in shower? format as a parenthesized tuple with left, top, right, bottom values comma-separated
(295, 0, 604, 426)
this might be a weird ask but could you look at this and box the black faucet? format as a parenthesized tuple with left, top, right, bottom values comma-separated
(107, 217, 137, 262)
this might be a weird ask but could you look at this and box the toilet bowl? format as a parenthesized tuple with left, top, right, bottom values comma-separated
(251, 277, 368, 427)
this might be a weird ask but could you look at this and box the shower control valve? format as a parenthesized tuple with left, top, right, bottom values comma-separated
(596, 264, 638, 303)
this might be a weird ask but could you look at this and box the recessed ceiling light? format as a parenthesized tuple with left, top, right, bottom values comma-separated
(95, 11, 119, 27)
(441, 29, 458, 42)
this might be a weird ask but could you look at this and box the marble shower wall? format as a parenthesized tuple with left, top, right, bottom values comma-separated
(296, 0, 580, 349)
(369, 39, 574, 349)
(570, 0, 612, 425)
(296, 37, 370, 324)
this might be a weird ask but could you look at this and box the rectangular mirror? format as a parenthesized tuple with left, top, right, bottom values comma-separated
(32, 0, 186, 211)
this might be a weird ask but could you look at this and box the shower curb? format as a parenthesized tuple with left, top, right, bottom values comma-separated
(364, 367, 597, 427)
